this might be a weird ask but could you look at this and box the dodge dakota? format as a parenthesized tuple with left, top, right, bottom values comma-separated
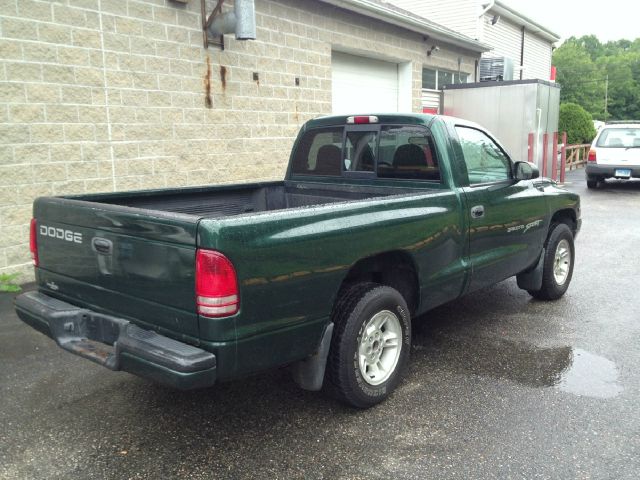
(15, 114, 581, 408)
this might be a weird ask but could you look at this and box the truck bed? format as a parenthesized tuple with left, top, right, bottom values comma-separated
(75, 181, 421, 219)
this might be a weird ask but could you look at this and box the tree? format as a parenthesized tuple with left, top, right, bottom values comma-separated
(553, 40, 605, 117)
(559, 103, 596, 145)
(553, 35, 640, 121)
(598, 52, 640, 120)
(574, 35, 603, 61)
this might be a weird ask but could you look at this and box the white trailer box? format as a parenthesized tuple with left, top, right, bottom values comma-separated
(442, 79, 560, 170)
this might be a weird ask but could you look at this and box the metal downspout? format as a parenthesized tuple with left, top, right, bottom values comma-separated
(520, 25, 525, 80)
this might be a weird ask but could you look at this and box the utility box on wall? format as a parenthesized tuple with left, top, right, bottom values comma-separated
(442, 79, 560, 169)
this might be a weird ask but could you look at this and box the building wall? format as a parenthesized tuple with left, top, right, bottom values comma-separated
(523, 29, 552, 81)
(0, 0, 478, 279)
(388, 1, 555, 82)
(387, 0, 478, 39)
(482, 13, 553, 81)
(481, 13, 522, 63)
(483, 12, 552, 80)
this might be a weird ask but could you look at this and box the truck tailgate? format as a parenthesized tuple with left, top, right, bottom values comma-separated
(33, 197, 199, 338)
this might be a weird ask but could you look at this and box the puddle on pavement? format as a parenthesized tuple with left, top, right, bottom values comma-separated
(413, 333, 623, 398)
(557, 348, 623, 398)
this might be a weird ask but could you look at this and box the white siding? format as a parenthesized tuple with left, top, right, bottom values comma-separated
(387, 0, 478, 39)
(523, 32, 552, 80)
(481, 13, 522, 64)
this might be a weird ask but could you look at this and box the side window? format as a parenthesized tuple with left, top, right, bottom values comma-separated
(455, 126, 512, 184)
(377, 126, 440, 181)
(291, 127, 343, 176)
(344, 130, 377, 172)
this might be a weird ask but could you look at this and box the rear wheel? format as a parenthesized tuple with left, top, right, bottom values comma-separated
(324, 283, 411, 408)
(586, 177, 598, 189)
(528, 223, 575, 300)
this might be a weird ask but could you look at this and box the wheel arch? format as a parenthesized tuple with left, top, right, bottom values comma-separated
(334, 250, 420, 315)
(550, 208, 578, 237)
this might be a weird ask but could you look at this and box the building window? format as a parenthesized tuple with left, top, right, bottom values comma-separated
(423, 68, 469, 90)
(437, 70, 454, 87)
(422, 68, 437, 89)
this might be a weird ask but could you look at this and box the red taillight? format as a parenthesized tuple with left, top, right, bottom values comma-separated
(195, 249, 238, 317)
(588, 150, 597, 162)
(30, 218, 38, 267)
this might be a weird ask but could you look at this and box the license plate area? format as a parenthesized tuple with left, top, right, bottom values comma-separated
(615, 168, 631, 177)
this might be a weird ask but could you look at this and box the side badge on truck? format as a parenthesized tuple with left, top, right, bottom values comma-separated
(507, 219, 543, 234)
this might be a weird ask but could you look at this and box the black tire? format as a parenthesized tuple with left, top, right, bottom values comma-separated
(324, 283, 411, 408)
(586, 178, 597, 189)
(528, 223, 575, 300)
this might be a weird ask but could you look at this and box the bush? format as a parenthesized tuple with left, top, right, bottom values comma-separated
(559, 102, 597, 145)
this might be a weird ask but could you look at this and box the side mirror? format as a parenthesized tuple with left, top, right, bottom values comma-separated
(514, 161, 539, 181)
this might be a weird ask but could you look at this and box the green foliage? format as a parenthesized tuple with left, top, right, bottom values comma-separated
(554, 40, 605, 116)
(0, 273, 21, 293)
(553, 35, 640, 121)
(559, 103, 596, 145)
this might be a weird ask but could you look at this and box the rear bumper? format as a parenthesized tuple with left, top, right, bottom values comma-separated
(15, 291, 217, 390)
(586, 164, 640, 178)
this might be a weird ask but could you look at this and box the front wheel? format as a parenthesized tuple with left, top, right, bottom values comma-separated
(324, 283, 411, 408)
(528, 223, 575, 300)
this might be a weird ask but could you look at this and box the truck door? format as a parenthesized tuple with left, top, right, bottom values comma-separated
(453, 125, 547, 293)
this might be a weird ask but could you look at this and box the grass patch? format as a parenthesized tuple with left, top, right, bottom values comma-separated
(0, 273, 21, 293)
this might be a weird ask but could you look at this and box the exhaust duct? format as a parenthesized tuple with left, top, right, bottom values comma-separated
(207, 0, 256, 40)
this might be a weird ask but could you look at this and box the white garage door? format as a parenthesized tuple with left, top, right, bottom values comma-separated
(332, 51, 399, 114)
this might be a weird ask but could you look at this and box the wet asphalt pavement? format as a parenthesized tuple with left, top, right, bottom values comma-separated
(1, 169, 639, 479)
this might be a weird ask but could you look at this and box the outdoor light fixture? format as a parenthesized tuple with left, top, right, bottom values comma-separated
(427, 45, 440, 56)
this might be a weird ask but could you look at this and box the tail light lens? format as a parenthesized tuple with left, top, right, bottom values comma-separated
(195, 249, 239, 317)
(588, 150, 597, 162)
(30, 218, 38, 266)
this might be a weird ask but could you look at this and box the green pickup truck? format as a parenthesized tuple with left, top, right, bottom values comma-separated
(16, 114, 580, 408)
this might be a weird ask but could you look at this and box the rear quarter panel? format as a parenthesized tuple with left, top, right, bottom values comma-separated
(198, 189, 466, 376)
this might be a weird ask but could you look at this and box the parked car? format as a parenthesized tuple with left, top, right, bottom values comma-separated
(15, 114, 581, 408)
(586, 121, 640, 188)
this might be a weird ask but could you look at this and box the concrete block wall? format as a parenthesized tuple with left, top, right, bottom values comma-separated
(0, 0, 477, 280)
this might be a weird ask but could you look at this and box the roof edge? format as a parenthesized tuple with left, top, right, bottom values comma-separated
(491, 1, 561, 43)
(443, 78, 560, 90)
(319, 0, 491, 53)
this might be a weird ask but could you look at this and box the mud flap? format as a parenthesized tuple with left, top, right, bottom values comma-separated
(517, 248, 545, 291)
(291, 322, 334, 391)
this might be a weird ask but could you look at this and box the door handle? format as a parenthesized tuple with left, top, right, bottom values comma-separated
(92, 237, 113, 255)
(471, 205, 485, 219)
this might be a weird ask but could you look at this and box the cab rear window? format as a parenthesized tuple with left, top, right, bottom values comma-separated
(377, 126, 440, 181)
(291, 124, 441, 182)
(291, 127, 343, 176)
(596, 128, 640, 148)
